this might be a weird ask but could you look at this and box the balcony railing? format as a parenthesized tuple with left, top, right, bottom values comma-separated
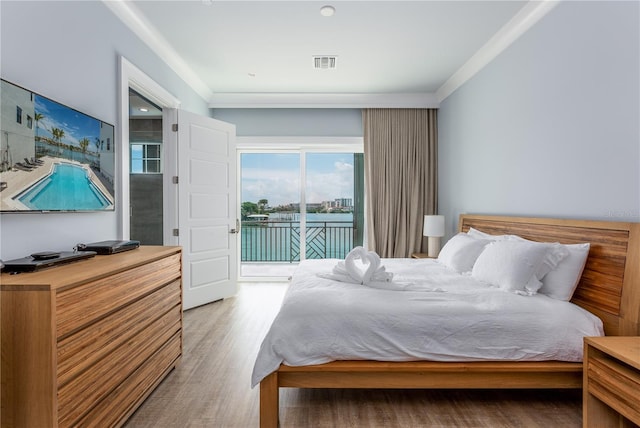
(241, 220, 354, 262)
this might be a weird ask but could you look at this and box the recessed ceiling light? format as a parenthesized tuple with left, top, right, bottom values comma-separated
(139, 107, 149, 112)
(320, 5, 335, 17)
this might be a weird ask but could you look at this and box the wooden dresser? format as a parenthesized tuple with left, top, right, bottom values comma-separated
(1, 246, 182, 427)
(583, 336, 640, 427)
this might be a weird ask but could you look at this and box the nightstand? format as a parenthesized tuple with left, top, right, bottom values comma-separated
(411, 253, 436, 259)
(583, 336, 640, 427)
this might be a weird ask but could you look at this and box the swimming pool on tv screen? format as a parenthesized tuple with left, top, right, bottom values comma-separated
(18, 163, 112, 211)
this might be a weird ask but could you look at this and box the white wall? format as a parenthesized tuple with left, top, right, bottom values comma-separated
(211, 108, 363, 137)
(438, 0, 640, 238)
(0, 1, 208, 260)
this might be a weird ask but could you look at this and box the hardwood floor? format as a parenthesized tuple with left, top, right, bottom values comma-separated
(125, 282, 582, 428)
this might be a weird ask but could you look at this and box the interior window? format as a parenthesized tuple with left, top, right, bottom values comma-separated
(130, 142, 162, 174)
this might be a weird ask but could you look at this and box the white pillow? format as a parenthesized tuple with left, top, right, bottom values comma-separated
(467, 227, 509, 241)
(539, 243, 590, 301)
(468, 228, 569, 284)
(471, 240, 551, 294)
(506, 236, 569, 282)
(437, 233, 490, 273)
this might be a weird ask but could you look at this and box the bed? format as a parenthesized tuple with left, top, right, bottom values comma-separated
(256, 215, 640, 428)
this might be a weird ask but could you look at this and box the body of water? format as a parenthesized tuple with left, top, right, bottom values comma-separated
(242, 212, 355, 262)
(36, 141, 100, 166)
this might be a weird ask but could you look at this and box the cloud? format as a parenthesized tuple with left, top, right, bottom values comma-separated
(34, 96, 99, 148)
(334, 160, 353, 172)
(306, 161, 353, 203)
(242, 160, 354, 207)
(242, 166, 300, 206)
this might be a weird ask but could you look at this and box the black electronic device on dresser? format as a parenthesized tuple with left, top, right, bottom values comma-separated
(1, 251, 97, 273)
(78, 240, 140, 255)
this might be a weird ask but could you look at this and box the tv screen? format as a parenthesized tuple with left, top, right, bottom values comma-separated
(0, 79, 115, 212)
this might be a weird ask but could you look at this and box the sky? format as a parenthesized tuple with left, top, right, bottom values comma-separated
(34, 95, 103, 150)
(241, 152, 354, 207)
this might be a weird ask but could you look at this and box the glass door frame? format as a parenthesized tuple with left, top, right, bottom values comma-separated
(236, 137, 364, 281)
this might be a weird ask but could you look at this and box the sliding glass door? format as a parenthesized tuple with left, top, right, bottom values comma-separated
(304, 152, 358, 260)
(239, 148, 363, 278)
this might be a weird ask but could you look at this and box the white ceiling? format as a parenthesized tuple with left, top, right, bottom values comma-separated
(110, 1, 557, 108)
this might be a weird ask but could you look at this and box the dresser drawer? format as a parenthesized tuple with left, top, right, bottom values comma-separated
(57, 279, 181, 386)
(56, 253, 181, 338)
(57, 306, 181, 426)
(76, 333, 182, 427)
(587, 348, 640, 425)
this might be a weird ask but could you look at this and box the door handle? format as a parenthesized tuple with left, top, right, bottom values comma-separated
(229, 219, 240, 234)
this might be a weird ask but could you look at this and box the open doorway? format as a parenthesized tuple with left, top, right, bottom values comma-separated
(128, 89, 163, 245)
(118, 56, 181, 244)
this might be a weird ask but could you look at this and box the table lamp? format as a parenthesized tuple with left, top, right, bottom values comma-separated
(423, 215, 445, 257)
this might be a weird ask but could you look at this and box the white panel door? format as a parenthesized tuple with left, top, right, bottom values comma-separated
(175, 109, 237, 310)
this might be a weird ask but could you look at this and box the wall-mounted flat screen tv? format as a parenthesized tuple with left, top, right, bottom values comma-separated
(0, 79, 115, 212)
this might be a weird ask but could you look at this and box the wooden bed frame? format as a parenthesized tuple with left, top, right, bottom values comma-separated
(259, 215, 640, 427)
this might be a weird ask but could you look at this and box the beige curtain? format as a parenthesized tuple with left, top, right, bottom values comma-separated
(363, 108, 438, 258)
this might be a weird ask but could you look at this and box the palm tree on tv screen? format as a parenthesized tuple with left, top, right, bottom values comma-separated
(51, 127, 64, 144)
(79, 137, 90, 161)
(34, 113, 44, 135)
(51, 127, 65, 156)
(32, 112, 45, 159)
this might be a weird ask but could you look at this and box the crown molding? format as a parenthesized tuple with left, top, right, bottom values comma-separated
(208, 92, 440, 109)
(436, 0, 560, 102)
(103, 0, 213, 102)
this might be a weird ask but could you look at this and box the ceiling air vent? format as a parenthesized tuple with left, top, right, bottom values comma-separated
(313, 56, 337, 70)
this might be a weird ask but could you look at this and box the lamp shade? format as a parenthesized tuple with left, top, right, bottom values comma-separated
(423, 215, 445, 237)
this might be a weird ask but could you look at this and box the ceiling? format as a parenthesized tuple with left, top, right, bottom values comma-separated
(129, 88, 163, 118)
(113, 1, 555, 109)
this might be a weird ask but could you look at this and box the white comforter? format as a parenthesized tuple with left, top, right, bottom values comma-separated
(251, 258, 604, 387)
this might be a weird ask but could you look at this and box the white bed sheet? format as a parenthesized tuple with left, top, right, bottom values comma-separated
(251, 258, 604, 387)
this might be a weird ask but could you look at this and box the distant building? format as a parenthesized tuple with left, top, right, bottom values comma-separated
(334, 198, 352, 209)
(1, 80, 35, 171)
(99, 122, 115, 185)
(291, 200, 353, 212)
(321, 198, 353, 212)
(321, 200, 333, 210)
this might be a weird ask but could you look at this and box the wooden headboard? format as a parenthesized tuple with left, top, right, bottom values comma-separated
(458, 215, 640, 336)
